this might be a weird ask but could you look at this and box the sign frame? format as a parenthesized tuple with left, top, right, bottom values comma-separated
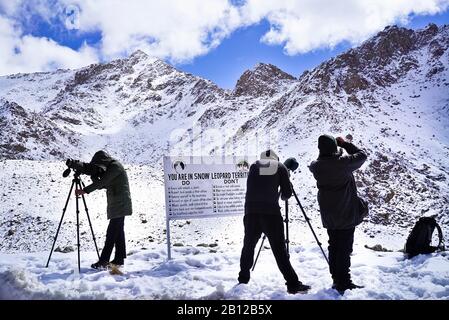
(163, 155, 254, 260)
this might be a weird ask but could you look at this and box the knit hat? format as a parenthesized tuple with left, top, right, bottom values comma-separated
(318, 135, 338, 156)
(260, 149, 279, 161)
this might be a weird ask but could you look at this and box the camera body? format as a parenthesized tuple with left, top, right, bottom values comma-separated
(63, 158, 105, 179)
(284, 157, 299, 172)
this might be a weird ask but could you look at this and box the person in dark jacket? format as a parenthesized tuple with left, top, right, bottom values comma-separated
(238, 149, 311, 294)
(309, 135, 367, 294)
(75, 151, 132, 269)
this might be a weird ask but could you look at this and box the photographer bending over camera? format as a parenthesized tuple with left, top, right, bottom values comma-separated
(238, 149, 310, 294)
(75, 151, 132, 269)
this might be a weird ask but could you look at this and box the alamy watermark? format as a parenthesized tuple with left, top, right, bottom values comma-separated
(63, 4, 81, 30)
(166, 124, 281, 175)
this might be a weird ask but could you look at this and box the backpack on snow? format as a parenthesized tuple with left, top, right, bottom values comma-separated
(404, 217, 445, 258)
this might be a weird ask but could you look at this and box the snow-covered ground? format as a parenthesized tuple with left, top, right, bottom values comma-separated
(1, 241, 448, 300)
(1, 159, 448, 300)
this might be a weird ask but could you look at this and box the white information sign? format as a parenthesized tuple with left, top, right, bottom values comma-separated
(163, 156, 252, 259)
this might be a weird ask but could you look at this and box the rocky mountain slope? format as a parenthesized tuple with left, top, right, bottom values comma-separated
(0, 24, 448, 252)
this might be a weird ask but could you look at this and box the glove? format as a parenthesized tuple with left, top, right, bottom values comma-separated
(336, 136, 345, 147)
(75, 189, 87, 197)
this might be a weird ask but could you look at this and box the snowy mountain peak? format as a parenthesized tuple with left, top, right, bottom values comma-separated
(129, 49, 149, 59)
(297, 23, 449, 95)
(233, 63, 296, 97)
(351, 23, 449, 68)
(252, 62, 294, 77)
(127, 49, 161, 67)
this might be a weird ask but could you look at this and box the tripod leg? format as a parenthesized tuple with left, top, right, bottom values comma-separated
(75, 181, 81, 273)
(46, 180, 75, 268)
(285, 199, 290, 257)
(79, 180, 100, 259)
(291, 186, 330, 266)
(251, 235, 266, 271)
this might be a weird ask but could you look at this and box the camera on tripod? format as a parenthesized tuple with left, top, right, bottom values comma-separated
(284, 157, 299, 172)
(48, 158, 102, 272)
(252, 156, 329, 271)
(63, 159, 105, 179)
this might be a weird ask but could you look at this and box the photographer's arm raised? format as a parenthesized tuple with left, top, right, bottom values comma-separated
(83, 163, 120, 194)
(340, 142, 367, 172)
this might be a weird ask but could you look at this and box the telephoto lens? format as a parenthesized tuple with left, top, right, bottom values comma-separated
(63, 158, 87, 177)
(66, 159, 84, 172)
(63, 158, 104, 177)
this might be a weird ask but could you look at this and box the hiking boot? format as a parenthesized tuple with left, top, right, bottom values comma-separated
(91, 260, 109, 270)
(238, 273, 249, 284)
(333, 281, 364, 294)
(347, 282, 364, 290)
(287, 282, 311, 294)
(109, 259, 124, 267)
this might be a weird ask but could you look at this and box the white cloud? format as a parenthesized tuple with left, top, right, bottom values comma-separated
(0, 0, 449, 76)
(0, 15, 98, 76)
(0, 0, 22, 15)
(62, 0, 242, 63)
(60, 0, 449, 59)
(240, 0, 449, 54)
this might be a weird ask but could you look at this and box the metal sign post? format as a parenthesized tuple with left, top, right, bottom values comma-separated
(166, 218, 172, 260)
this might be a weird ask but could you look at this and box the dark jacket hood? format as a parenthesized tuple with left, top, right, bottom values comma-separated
(84, 151, 132, 219)
(90, 150, 114, 170)
(318, 134, 339, 157)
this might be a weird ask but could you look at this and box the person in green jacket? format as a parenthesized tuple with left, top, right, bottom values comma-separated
(75, 150, 132, 269)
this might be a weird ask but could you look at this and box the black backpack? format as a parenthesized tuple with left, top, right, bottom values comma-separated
(405, 217, 445, 257)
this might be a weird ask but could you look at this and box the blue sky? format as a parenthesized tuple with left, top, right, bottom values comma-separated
(1, 1, 448, 88)
(180, 12, 449, 88)
(180, 20, 354, 88)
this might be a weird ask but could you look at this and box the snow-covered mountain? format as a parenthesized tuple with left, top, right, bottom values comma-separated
(1, 23, 448, 255)
(0, 50, 228, 163)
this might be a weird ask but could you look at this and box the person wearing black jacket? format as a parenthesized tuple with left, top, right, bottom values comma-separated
(238, 149, 311, 294)
(75, 151, 133, 269)
(309, 135, 368, 294)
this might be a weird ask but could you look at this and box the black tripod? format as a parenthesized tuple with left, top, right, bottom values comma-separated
(46, 172, 100, 272)
(291, 185, 329, 265)
(252, 184, 329, 271)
